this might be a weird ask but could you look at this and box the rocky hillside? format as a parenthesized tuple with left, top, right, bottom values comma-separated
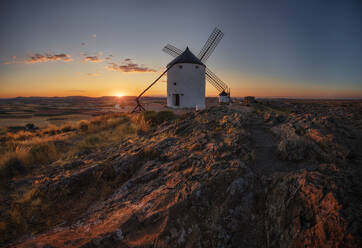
(3, 102, 362, 247)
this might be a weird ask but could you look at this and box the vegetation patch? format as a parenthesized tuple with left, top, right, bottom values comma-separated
(142, 111, 177, 126)
(0, 110, 179, 245)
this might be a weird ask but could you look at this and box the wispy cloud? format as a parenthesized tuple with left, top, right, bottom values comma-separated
(107, 62, 156, 73)
(25, 53, 72, 64)
(87, 73, 100, 76)
(82, 55, 103, 63)
(76, 72, 101, 77)
(3, 56, 18, 64)
(104, 54, 114, 61)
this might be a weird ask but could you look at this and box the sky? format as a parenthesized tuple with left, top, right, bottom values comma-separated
(0, 0, 361, 98)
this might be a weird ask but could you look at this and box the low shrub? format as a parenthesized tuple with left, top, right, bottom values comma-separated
(116, 122, 136, 137)
(28, 142, 58, 164)
(142, 111, 176, 126)
(86, 115, 130, 133)
(79, 121, 89, 132)
(42, 124, 58, 135)
(6, 131, 35, 141)
(60, 125, 73, 133)
(0, 157, 25, 187)
(77, 135, 101, 154)
(0, 147, 29, 185)
(0, 142, 59, 186)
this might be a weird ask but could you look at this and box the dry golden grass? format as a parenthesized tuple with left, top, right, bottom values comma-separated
(0, 111, 177, 188)
(0, 114, 123, 184)
(0, 112, 154, 244)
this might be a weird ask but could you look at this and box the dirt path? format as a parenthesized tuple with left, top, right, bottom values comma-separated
(251, 123, 285, 176)
(250, 117, 317, 177)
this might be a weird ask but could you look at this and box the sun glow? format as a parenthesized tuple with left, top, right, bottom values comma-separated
(115, 92, 124, 97)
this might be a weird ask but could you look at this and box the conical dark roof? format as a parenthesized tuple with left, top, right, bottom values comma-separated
(219, 90, 228, 96)
(167, 47, 205, 68)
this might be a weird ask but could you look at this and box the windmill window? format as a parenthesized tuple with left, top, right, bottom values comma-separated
(179, 65, 183, 69)
(173, 82, 177, 86)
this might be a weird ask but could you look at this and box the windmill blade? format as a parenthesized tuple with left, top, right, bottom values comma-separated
(206, 73, 226, 93)
(162, 44, 183, 58)
(206, 74, 224, 93)
(198, 27, 224, 63)
(205, 67, 229, 93)
(162, 43, 230, 96)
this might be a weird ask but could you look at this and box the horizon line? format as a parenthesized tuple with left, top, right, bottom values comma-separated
(0, 95, 362, 100)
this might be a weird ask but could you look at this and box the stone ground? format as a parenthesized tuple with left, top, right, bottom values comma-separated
(4, 101, 362, 248)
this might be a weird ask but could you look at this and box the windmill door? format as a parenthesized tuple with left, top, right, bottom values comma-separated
(173, 94, 180, 106)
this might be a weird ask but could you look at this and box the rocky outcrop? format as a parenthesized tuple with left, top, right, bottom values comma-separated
(265, 163, 361, 248)
(9, 104, 362, 247)
(271, 111, 359, 164)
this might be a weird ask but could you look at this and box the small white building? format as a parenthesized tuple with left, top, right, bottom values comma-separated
(219, 90, 230, 104)
(167, 47, 206, 109)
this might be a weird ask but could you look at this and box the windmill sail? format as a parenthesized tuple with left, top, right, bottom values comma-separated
(162, 43, 230, 95)
(205, 67, 229, 94)
(162, 44, 182, 57)
(133, 27, 229, 112)
(198, 27, 224, 63)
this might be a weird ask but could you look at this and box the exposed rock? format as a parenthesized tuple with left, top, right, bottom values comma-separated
(265, 164, 361, 248)
(7, 103, 362, 248)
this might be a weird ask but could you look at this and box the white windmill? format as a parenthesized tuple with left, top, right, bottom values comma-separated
(132, 27, 230, 112)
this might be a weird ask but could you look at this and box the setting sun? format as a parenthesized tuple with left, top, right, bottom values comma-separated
(114, 92, 124, 97)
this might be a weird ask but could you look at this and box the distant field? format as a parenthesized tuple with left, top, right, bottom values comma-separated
(0, 114, 93, 129)
(1, 96, 360, 130)
(0, 96, 223, 129)
(0, 96, 165, 129)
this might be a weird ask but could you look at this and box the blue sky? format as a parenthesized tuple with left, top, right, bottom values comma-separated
(0, 0, 361, 98)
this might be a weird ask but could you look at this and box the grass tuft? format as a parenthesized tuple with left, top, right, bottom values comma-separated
(142, 110, 176, 126)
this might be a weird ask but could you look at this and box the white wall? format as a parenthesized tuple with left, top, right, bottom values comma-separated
(219, 95, 230, 103)
(167, 63, 205, 109)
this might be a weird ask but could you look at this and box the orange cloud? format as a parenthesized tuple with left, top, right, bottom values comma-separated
(107, 62, 156, 73)
(25, 53, 72, 64)
(87, 73, 100, 76)
(82, 56, 103, 63)
(3, 56, 18, 64)
(104, 54, 114, 61)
